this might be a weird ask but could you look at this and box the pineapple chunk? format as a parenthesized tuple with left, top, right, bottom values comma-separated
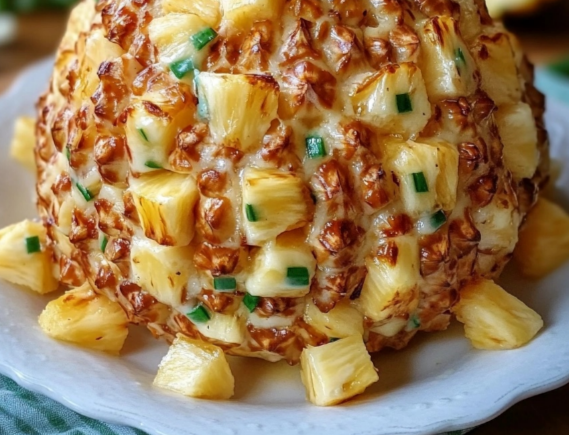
(495, 102, 539, 180)
(241, 168, 310, 245)
(196, 73, 279, 151)
(38, 284, 129, 354)
(300, 335, 379, 406)
(453, 279, 543, 350)
(0, 220, 58, 294)
(358, 236, 420, 322)
(220, 0, 285, 31)
(474, 33, 521, 106)
(131, 237, 194, 307)
(418, 17, 477, 100)
(148, 13, 213, 68)
(10, 116, 36, 173)
(162, 0, 221, 27)
(351, 63, 431, 139)
(304, 300, 364, 339)
(514, 198, 569, 279)
(129, 171, 199, 247)
(473, 196, 519, 255)
(195, 311, 246, 344)
(154, 334, 234, 400)
(246, 233, 316, 297)
(383, 139, 459, 214)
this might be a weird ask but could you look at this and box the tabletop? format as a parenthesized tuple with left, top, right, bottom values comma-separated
(0, 6, 569, 435)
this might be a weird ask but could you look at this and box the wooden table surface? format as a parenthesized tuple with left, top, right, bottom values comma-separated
(1, 6, 569, 435)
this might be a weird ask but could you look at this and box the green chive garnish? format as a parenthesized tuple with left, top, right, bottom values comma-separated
(144, 161, 162, 169)
(431, 210, 447, 230)
(213, 276, 237, 291)
(245, 204, 258, 222)
(412, 172, 429, 193)
(306, 136, 326, 159)
(65, 146, 71, 162)
(76, 182, 94, 202)
(408, 314, 421, 330)
(396, 93, 413, 114)
(138, 128, 149, 142)
(455, 47, 466, 65)
(170, 58, 195, 79)
(329, 337, 340, 343)
(187, 304, 211, 323)
(286, 267, 310, 287)
(243, 293, 260, 313)
(191, 27, 217, 51)
(101, 235, 108, 253)
(25, 236, 41, 254)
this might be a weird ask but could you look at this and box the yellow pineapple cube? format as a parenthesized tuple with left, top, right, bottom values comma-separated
(351, 63, 431, 139)
(472, 197, 519, 256)
(474, 33, 521, 106)
(10, 116, 36, 173)
(131, 237, 194, 307)
(246, 232, 316, 297)
(241, 168, 310, 245)
(154, 334, 234, 400)
(38, 284, 129, 354)
(162, 0, 221, 27)
(304, 300, 364, 339)
(514, 199, 569, 279)
(196, 73, 279, 151)
(129, 171, 199, 247)
(0, 220, 58, 294)
(358, 236, 420, 322)
(220, 0, 285, 31)
(300, 335, 379, 406)
(495, 102, 539, 180)
(384, 139, 459, 214)
(453, 279, 543, 350)
(195, 312, 246, 345)
(418, 17, 477, 100)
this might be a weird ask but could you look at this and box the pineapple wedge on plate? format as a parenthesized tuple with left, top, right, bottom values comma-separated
(10, 116, 36, 173)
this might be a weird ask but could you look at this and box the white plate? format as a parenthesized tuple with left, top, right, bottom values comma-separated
(1, 58, 569, 435)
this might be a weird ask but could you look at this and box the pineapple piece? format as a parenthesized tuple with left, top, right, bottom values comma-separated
(241, 168, 310, 245)
(358, 236, 420, 322)
(10, 116, 36, 173)
(495, 102, 539, 180)
(453, 279, 543, 350)
(154, 334, 234, 400)
(300, 335, 379, 406)
(246, 232, 316, 297)
(148, 13, 214, 68)
(162, 0, 221, 27)
(196, 73, 279, 151)
(418, 17, 477, 100)
(474, 33, 521, 106)
(473, 196, 519, 255)
(131, 237, 194, 307)
(129, 171, 199, 247)
(383, 139, 459, 214)
(453, 0, 483, 43)
(195, 311, 246, 344)
(514, 198, 569, 279)
(351, 63, 431, 139)
(0, 220, 58, 294)
(304, 300, 364, 339)
(38, 284, 129, 354)
(220, 0, 285, 31)
(370, 317, 408, 338)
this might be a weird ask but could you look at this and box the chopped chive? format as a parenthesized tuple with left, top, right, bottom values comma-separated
(411, 172, 429, 193)
(305, 136, 326, 159)
(144, 161, 162, 169)
(191, 27, 218, 51)
(25, 236, 41, 254)
(431, 210, 447, 230)
(408, 314, 421, 330)
(243, 293, 260, 313)
(213, 276, 237, 291)
(187, 304, 211, 323)
(100, 235, 108, 253)
(138, 128, 149, 142)
(396, 93, 413, 114)
(286, 267, 310, 287)
(245, 204, 258, 222)
(75, 182, 94, 202)
(329, 337, 340, 343)
(170, 58, 195, 79)
(65, 146, 71, 162)
(455, 47, 466, 65)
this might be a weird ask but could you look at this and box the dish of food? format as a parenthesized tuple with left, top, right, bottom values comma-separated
(1, 0, 569, 432)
